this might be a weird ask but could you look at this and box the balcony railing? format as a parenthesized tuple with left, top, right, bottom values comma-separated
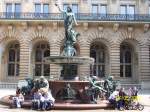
(0, 12, 150, 22)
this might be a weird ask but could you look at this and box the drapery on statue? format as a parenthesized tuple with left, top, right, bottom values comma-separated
(55, 3, 80, 56)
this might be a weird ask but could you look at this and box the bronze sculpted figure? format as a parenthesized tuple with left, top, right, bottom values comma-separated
(55, 3, 80, 56)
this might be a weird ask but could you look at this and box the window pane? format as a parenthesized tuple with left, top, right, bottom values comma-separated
(90, 50, 96, 62)
(6, 3, 12, 18)
(128, 5, 135, 15)
(9, 49, 15, 62)
(35, 50, 42, 62)
(92, 4, 98, 14)
(14, 3, 21, 18)
(63, 4, 69, 11)
(120, 65, 123, 77)
(120, 51, 123, 63)
(35, 3, 41, 13)
(100, 5, 107, 14)
(125, 65, 132, 77)
(6, 3, 12, 12)
(98, 51, 105, 63)
(98, 65, 105, 77)
(120, 5, 126, 14)
(43, 4, 49, 13)
(72, 4, 78, 14)
(125, 51, 131, 63)
(16, 64, 19, 76)
(44, 64, 50, 76)
(35, 64, 41, 76)
(8, 64, 15, 76)
(44, 50, 50, 57)
(15, 3, 21, 12)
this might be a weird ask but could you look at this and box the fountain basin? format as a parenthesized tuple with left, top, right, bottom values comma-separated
(44, 56, 94, 65)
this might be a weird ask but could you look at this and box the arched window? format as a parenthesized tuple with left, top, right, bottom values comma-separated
(90, 44, 106, 77)
(8, 43, 20, 76)
(34, 43, 50, 76)
(120, 43, 132, 77)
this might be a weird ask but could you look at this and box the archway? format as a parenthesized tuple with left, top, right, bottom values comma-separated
(90, 41, 109, 78)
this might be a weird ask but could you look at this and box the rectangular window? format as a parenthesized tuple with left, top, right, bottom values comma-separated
(72, 4, 78, 14)
(14, 3, 21, 18)
(63, 4, 69, 11)
(43, 4, 49, 13)
(120, 5, 127, 15)
(6, 3, 12, 18)
(6, 3, 12, 12)
(128, 5, 135, 15)
(35, 3, 41, 18)
(100, 5, 107, 14)
(92, 4, 98, 14)
(120, 5, 135, 20)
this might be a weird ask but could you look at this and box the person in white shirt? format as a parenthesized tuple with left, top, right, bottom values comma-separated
(108, 89, 119, 108)
(41, 91, 55, 110)
(12, 88, 24, 108)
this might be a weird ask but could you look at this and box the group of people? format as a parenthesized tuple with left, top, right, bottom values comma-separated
(108, 87, 138, 110)
(12, 76, 55, 111)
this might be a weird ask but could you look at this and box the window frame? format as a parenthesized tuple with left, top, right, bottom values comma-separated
(7, 43, 20, 77)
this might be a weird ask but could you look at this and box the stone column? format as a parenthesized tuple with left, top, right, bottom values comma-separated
(110, 44, 120, 79)
(139, 44, 150, 81)
(50, 42, 60, 80)
(19, 42, 30, 80)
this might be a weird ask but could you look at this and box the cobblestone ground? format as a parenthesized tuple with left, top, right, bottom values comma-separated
(0, 89, 150, 112)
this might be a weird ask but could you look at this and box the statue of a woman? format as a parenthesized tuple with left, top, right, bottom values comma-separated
(55, 3, 80, 56)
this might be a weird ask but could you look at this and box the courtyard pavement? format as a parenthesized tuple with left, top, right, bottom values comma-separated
(0, 89, 150, 112)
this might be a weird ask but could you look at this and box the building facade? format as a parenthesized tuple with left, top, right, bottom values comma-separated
(0, 0, 150, 87)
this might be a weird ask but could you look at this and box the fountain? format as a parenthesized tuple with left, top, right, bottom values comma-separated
(0, 3, 115, 110)
(45, 3, 95, 103)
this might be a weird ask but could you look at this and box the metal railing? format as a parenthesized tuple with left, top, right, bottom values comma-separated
(0, 12, 150, 22)
(0, 82, 17, 89)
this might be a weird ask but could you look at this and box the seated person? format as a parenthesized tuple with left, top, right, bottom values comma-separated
(32, 89, 42, 110)
(39, 76, 49, 93)
(40, 91, 55, 110)
(12, 88, 24, 108)
(117, 87, 126, 110)
(108, 89, 119, 108)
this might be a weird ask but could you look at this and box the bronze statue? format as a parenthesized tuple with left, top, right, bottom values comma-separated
(55, 3, 80, 56)
(104, 76, 117, 98)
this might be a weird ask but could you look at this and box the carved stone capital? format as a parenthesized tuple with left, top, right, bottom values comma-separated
(113, 23, 119, 32)
(98, 26, 103, 32)
(83, 22, 88, 31)
(127, 26, 133, 33)
(53, 22, 58, 31)
(144, 24, 149, 33)
(37, 24, 43, 31)
(21, 22, 28, 30)
(7, 25, 13, 30)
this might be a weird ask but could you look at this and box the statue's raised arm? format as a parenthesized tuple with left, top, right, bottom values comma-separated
(55, 3, 65, 13)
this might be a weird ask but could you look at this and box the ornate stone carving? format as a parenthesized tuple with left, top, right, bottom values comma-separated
(53, 22, 58, 31)
(21, 22, 28, 31)
(98, 26, 104, 32)
(113, 23, 119, 32)
(83, 22, 88, 31)
(127, 26, 133, 38)
(3, 25, 17, 38)
(144, 24, 149, 33)
(37, 24, 43, 31)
